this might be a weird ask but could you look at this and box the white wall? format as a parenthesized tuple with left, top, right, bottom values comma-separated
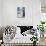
(0, 0, 41, 27)
(0, 0, 3, 26)
(32, 0, 41, 27)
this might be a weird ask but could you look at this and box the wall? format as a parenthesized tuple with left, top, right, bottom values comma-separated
(0, 0, 3, 26)
(32, 0, 41, 28)
(0, 0, 41, 27)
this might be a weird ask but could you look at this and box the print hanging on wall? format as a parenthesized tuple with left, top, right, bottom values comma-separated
(17, 7, 25, 18)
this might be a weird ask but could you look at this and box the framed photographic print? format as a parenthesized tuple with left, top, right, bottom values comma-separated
(17, 7, 25, 18)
